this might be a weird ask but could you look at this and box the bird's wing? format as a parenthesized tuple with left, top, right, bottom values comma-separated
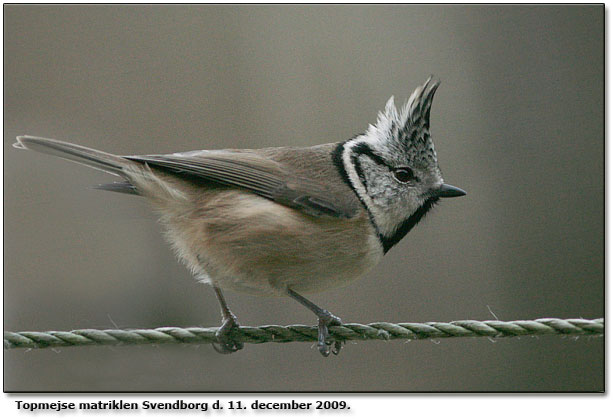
(125, 151, 358, 218)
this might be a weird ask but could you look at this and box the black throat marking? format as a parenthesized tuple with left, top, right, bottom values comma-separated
(379, 196, 439, 252)
(331, 140, 438, 254)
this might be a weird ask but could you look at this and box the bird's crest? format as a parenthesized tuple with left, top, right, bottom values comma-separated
(365, 76, 440, 168)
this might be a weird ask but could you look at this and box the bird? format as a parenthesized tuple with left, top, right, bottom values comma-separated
(14, 76, 465, 357)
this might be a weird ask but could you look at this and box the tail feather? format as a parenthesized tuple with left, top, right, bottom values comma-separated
(93, 181, 140, 195)
(14, 135, 189, 204)
(14, 135, 132, 177)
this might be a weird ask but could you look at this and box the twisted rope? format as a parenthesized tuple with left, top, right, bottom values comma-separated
(4, 318, 603, 350)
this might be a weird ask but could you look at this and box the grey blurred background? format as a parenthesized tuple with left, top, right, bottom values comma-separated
(4, 5, 603, 391)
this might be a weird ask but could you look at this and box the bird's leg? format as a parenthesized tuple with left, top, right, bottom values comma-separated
(286, 288, 343, 357)
(212, 285, 244, 354)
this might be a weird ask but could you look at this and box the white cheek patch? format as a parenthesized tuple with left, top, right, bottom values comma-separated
(341, 139, 405, 238)
(342, 139, 375, 208)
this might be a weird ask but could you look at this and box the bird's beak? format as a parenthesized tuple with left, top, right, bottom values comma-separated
(437, 183, 466, 198)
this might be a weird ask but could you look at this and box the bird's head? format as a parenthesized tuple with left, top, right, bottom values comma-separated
(338, 76, 465, 252)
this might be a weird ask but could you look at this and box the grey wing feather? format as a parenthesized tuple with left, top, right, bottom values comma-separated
(125, 152, 357, 218)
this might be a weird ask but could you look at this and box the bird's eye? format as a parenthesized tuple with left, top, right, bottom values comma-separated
(392, 167, 416, 183)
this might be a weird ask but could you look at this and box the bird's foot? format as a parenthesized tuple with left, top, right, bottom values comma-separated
(212, 315, 244, 354)
(317, 310, 343, 357)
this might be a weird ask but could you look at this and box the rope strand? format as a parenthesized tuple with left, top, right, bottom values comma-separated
(4, 318, 603, 350)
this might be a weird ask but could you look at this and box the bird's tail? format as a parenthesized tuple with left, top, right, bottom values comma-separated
(14, 135, 189, 203)
(13, 135, 134, 177)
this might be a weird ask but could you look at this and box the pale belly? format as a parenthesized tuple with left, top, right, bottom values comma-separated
(160, 190, 384, 296)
